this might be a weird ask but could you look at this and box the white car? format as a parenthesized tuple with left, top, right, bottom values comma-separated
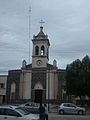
(58, 103, 86, 115)
(0, 105, 39, 120)
(19, 103, 40, 114)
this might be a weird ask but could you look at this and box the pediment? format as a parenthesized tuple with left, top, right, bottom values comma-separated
(34, 81, 43, 90)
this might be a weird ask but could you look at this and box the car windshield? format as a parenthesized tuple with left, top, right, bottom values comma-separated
(16, 107, 30, 115)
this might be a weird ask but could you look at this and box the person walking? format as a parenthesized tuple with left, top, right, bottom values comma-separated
(44, 104, 48, 120)
(39, 103, 45, 120)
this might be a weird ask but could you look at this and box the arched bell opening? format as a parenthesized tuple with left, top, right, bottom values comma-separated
(35, 46, 39, 55)
(41, 46, 45, 56)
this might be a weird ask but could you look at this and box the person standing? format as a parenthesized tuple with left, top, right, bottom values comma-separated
(44, 104, 48, 120)
(39, 103, 45, 120)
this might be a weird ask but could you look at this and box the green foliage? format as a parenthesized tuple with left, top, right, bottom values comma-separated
(66, 55, 90, 98)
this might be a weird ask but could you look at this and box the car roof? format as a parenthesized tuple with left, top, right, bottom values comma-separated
(61, 103, 73, 104)
(0, 105, 18, 109)
(60, 103, 75, 105)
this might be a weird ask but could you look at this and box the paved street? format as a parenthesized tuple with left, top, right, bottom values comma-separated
(49, 113, 90, 120)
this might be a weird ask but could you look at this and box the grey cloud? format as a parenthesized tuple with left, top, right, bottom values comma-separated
(0, 0, 90, 73)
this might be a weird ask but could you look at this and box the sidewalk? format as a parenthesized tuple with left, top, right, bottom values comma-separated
(86, 106, 90, 115)
(49, 104, 58, 113)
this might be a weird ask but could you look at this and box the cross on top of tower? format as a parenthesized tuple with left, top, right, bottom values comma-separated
(39, 19, 45, 27)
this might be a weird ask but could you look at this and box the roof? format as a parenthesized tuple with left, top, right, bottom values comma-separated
(58, 69, 66, 73)
(32, 26, 50, 46)
(24, 63, 56, 70)
(34, 26, 48, 39)
(36, 26, 46, 38)
(26, 64, 32, 70)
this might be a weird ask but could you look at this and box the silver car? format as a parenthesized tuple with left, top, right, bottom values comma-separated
(19, 103, 40, 114)
(0, 105, 39, 120)
(58, 103, 86, 115)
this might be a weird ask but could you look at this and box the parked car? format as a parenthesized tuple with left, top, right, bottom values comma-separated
(19, 103, 40, 114)
(58, 103, 86, 115)
(0, 105, 39, 120)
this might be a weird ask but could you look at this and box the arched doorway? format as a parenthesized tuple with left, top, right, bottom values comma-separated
(34, 82, 43, 103)
(35, 89, 43, 103)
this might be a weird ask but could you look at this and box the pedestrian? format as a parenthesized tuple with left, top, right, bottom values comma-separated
(44, 104, 48, 120)
(39, 103, 45, 120)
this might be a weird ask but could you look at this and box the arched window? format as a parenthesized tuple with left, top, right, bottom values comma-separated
(41, 46, 45, 56)
(10, 82, 16, 100)
(35, 46, 39, 55)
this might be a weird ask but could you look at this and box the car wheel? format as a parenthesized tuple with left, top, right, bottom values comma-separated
(78, 110, 83, 115)
(59, 110, 64, 115)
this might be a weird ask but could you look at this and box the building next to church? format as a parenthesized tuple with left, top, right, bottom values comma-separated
(0, 75, 7, 104)
(6, 26, 66, 103)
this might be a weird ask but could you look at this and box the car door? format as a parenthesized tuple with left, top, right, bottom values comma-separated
(2, 108, 21, 120)
(0, 115, 18, 120)
(69, 104, 77, 114)
(63, 103, 76, 114)
(63, 104, 70, 113)
(0, 108, 5, 120)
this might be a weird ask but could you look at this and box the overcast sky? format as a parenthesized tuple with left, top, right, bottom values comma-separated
(0, 0, 90, 74)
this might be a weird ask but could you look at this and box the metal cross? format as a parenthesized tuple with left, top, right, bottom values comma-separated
(39, 19, 45, 26)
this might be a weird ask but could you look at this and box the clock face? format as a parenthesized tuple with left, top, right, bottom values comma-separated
(36, 60, 42, 66)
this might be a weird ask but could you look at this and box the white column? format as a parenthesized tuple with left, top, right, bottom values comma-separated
(24, 71, 32, 99)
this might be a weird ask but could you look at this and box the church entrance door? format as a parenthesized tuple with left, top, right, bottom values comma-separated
(35, 90, 42, 103)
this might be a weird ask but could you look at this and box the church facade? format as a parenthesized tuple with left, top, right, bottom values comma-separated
(6, 26, 66, 103)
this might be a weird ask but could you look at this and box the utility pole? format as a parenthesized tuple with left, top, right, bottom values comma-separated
(29, 6, 31, 63)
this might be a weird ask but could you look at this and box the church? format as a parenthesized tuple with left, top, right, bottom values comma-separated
(6, 26, 66, 103)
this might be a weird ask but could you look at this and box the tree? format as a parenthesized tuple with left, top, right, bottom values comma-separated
(66, 59, 82, 96)
(81, 55, 90, 97)
(66, 55, 90, 98)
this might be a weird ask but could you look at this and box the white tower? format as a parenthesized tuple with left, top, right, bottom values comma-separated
(32, 26, 50, 68)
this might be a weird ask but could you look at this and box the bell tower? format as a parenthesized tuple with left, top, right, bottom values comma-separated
(32, 26, 50, 68)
